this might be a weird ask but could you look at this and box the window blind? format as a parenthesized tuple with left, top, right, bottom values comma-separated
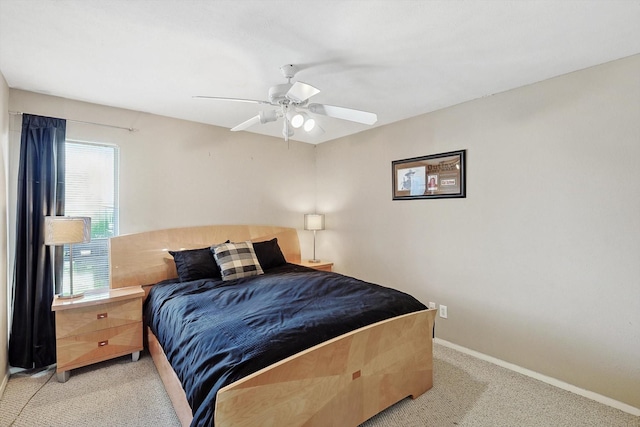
(63, 141, 119, 293)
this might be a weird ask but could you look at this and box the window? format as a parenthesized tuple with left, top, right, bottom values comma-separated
(62, 141, 119, 293)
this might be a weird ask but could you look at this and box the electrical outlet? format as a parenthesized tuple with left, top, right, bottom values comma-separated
(439, 305, 448, 319)
(428, 302, 436, 310)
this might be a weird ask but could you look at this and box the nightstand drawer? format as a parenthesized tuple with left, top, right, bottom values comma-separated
(56, 322, 142, 371)
(55, 298, 142, 339)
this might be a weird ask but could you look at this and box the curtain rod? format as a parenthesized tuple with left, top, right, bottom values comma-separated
(9, 111, 138, 132)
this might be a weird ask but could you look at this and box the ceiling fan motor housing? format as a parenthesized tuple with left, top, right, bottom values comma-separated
(280, 64, 298, 79)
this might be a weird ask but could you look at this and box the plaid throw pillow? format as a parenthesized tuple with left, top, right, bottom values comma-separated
(211, 241, 264, 281)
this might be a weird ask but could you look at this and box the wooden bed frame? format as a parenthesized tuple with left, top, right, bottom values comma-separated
(109, 224, 436, 427)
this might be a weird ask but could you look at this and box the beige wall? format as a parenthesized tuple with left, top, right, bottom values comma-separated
(316, 54, 640, 409)
(0, 71, 9, 396)
(7, 91, 318, 254)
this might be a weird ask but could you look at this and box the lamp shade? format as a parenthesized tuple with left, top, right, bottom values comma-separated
(304, 214, 325, 231)
(44, 216, 91, 245)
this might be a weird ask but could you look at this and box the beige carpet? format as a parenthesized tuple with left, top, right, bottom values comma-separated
(1, 343, 637, 427)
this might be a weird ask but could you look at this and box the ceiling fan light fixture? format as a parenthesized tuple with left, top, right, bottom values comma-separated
(282, 121, 294, 138)
(290, 113, 305, 128)
(259, 110, 278, 124)
(303, 117, 316, 132)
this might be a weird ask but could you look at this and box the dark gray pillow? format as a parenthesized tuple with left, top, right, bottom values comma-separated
(169, 247, 221, 282)
(252, 238, 287, 270)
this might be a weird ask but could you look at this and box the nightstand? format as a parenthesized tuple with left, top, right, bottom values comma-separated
(298, 260, 334, 272)
(51, 286, 144, 382)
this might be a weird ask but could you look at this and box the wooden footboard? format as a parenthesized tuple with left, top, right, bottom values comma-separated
(148, 308, 436, 427)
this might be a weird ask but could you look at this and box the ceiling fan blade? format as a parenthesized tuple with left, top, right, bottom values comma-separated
(307, 103, 377, 125)
(193, 96, 271, 105)
(230, 115, 261, 131)
(286, 82, 320, 103)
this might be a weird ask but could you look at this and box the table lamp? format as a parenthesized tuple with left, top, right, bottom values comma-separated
(45, 216, 91, 299)
(304, 213, 325, 263)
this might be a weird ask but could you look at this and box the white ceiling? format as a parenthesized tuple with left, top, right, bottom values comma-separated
(1, 1, 639, 144)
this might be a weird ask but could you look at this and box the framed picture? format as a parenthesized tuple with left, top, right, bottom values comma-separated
(392, 150, 466, 200)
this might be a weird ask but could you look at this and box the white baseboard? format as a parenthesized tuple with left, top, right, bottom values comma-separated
(434, 338, 640, 417)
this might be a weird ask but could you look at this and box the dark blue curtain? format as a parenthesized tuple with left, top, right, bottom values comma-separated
(9, 114, 66, 369)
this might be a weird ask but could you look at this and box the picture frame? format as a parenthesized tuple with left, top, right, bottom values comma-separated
(392, 150, 466, 200)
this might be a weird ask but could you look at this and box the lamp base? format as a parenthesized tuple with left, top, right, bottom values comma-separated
(308, 259, 321, 263)
(57, 291, 84, 300)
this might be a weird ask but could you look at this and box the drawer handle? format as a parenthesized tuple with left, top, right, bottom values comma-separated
(97, 313, 108, 319)
(98, 340, 109, 347)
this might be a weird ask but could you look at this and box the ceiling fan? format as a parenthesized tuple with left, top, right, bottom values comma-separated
(194, 64, 378, 142)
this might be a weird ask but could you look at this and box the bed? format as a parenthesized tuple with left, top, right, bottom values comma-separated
(109, 225, 436, 427)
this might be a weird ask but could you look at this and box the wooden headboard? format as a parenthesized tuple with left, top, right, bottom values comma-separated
(109, 224, 301, 289)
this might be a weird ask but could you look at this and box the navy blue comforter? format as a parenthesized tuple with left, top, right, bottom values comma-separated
(144, 263, 426, 427)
